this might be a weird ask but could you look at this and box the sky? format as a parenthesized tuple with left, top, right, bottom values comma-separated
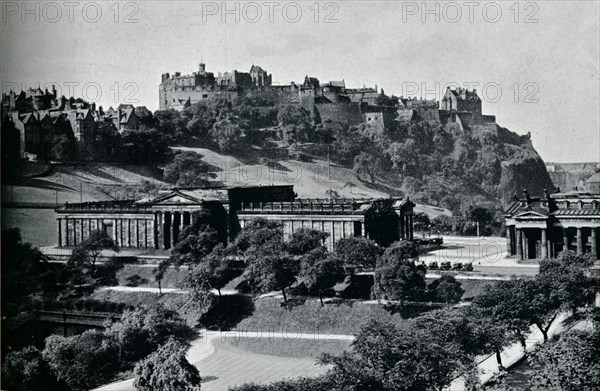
(1, 0, 599, 163)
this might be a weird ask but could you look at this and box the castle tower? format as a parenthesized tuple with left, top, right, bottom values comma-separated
(199, 63, 206, 75)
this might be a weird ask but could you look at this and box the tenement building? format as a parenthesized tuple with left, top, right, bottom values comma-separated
(55, 185, 415, 251)
(504, 190, 600, 260)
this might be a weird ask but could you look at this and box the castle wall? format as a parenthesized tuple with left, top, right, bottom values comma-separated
(314, 103, 362, 126)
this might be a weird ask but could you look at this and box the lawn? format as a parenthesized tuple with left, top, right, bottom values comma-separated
(222, 336, 352, 358)
(115, 264, 189, 289)
(234, 297, 406, 335)
(197, 339, 331, 391)
(89, 290, 200, 326)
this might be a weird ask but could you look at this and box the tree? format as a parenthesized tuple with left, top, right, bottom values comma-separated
(468, 310, 517, 370)
(286, 228, 328, 255)
(1, 346, 62, 391)
(153, 260, 170, 295)
(321, 320, 472, 391)
(473, 279, 538, 351)
(242, 240, 301, 303)
(332, 237, 381, 274)
(353, 152, 381, 182)
(379, 240, 418, 264)
(163, 150, 216, 187)
(66, 230, 118, 285)
(277, 105, 312, 144)
(298, 247, 344, 306)
(1, 228, 49, 318)
(185, 244, 238, 297)
(373, 259, 426, 305)
(133, 339, 201, 391)
(528, 329, 600, 391)
(169, 226, 220, 267)
(209, 116, 245, 152)
(103, 305, 196, 366)
(537, 251, 596, 313)
(232, 218, 284, 254)
(154, 109, 187, 140)
(428, 275, 464, 304)
(119, 128, 172, 164)
(43, 330, 120, 391)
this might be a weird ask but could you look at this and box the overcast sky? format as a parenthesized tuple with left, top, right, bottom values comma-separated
(1, 1, 598, 163)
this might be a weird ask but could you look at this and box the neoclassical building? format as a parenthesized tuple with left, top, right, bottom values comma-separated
(504, 190, 600, 260)
(55, 185, 415, 251)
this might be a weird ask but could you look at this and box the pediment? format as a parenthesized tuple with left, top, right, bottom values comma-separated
(515, 210, 548, 219)
(151, 192, 202, 205)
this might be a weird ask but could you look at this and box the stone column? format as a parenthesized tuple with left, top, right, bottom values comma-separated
(409, 213, 414, 240)
(591, 228, 597, 259)
(154, 213, 160, 250)
(169, 213, 175, 249)
(517, 229, 523, 260)
(399, 211, 405, 240)
(65, 219, 70, 246)
(112, 219, 118, 242)
(541, 228, 548, 259)
(577, 228, 583, 255)
(506, 226, 512, 256)
(563, 229, 569, 251)
(57, 219, 62, 247)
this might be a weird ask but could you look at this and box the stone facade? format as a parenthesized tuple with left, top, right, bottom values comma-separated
(55, 186, 416, 251)
(504, 190, 600, 260)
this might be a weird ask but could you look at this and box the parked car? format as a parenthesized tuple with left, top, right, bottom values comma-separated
(428, 261, 439, 269)
(439, 261, 451, 270)
(452, 262, 463, 270)
(463, 263, 474, 272)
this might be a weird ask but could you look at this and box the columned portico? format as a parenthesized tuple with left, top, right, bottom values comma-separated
(504, 190, 600, 261)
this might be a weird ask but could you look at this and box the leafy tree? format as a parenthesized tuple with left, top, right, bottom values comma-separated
(232, 218, 284, 254)
(242, 240, 301, 303)
(537, 250, 596, 313)
(528, 329, 600, 391)
(169, 225, 220, 267)
(412, 212, 431, 232)
(70, 229, 119, 271)
(286, 228, 328, 255)
(331, 237, 381, 274)
(43, 330, 120, 391)
(428, 275, 464, 304)
(185, 244, 238, 297)
(1, 228, 49, 317)
(379, 240, 418, 264)
(209, 116, 245, 152)
(298, 247, 344, 306)
(133, 339, 201, 391)
(118, 128, 172, 164)
(153, 260, 170, 295)
(321, 320, 472, 391)
(410, 308, 483, 360)
(473, 279, 537, 351)
(373, 259, 426, 305)
(103, 305, 196, 366)
(163, 150, 216, 187)
(468, 310, 517, 370)
(1, 346, 63, 391)
(153, 109, 187, 140)
(353, 152, 381, 182)
(277, 105, 313, 144)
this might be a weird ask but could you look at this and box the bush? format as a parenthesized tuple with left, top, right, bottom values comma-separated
(197, 294, 255, 331)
